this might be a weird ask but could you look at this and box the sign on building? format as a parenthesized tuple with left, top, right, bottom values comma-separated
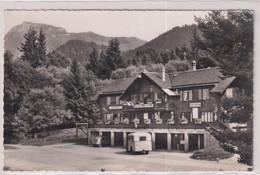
(190, 102, 201, 108)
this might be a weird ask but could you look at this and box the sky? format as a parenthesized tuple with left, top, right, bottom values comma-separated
(4, 10, 209, 41)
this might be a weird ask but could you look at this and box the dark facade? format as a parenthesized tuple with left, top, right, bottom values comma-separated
(88, 66, 236, 152)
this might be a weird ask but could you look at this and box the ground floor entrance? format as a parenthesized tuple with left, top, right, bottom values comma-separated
(155, 133, 167, 150)
(188, 134, 204, 151)
(114, 132, 123, 147)
(171, 133, 185, 151)
(88, 129, 213, 152)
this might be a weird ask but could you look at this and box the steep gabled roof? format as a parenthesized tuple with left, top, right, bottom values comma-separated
(99, 77, 136, 95)
(169, 67, 224, 88)
(142, 72, 171, 89)
(211, 76, 236, 94)
(97, 67, 236, 97)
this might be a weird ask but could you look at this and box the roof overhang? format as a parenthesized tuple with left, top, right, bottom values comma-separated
(162, 89, 180, 96)
(211, 76, 236, 94)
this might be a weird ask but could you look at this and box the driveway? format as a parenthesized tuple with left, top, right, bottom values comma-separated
(4, 143, 249, 171)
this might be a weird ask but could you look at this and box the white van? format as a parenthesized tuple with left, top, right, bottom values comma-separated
(126, 132, 152, 154)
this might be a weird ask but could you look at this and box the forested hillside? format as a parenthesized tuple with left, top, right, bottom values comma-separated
(123, 24, 198, 62)
(54, 40, 106, 66)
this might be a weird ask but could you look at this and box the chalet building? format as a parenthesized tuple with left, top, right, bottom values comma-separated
(88, 62, 237, 152)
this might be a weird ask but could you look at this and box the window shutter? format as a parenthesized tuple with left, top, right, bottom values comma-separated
(107, 96, 111, 105)
(198, 89, 202, 100)
(189, 90, 193, 101)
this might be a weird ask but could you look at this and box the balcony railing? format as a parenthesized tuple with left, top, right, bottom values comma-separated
(88, 120, 215, 130)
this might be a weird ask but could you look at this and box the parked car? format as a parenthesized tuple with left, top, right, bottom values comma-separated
(126, 132, 152, 154)
(93, 135, 110, 147)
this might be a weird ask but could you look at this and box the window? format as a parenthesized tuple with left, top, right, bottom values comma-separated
(139, 94, 144, 102)
(139, 136, 146, 141)
(154, 93, 158, 100)
(180, 91, 183, 101)
(104, 114, 113, 121)
(143, 113, 149, 120)
(116, 96, 120, 105)
(203, 89, 209, 100)
(131, 94, 134, 102)
(183, 90, 193, 101)
(134, 94, 138, 102)
(226, 88, 233, 98)
(111, 96, 116, 105)
(198, 89, 202, 100)
(201, 112, 213, 122)
(106, 96, 111, 105)
(158, 93, 162, 99)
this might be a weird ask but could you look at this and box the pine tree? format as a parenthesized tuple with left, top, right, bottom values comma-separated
(87, 48, 100, 76)
(19, 28, 39, 68)
(101, 38, 125, 79)
(19, 28, 47, 68)
(63, 59, 97, 122)
(195, 10, 253, 165)
(37, 28, 47, 67)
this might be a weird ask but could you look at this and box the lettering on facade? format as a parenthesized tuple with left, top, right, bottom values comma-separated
(134, 103, 154, 108)
(109, 106, 123, 110)
(190, 102, 201, 108)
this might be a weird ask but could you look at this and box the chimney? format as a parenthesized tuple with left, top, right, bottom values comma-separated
(192, 60, 196, 71)
(162, 66, 165, 81)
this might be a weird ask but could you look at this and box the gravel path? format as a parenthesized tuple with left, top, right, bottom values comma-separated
(4, 143, 249, 172)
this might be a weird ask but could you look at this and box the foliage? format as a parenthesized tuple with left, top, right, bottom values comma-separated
(37, 66, 70, 84)
(46, 51, 71, 68)
(191, 147, 234, 161)
(111, 65, 144, 79)
(37, 28, 47, 66)
(146, 63, 163, 72)
(219, 94, 253, 123)
(123, 25, 197, 61)
(15, 86, 72, 137)
(19, 28, 47, 68)
(55, 40, 105, 67)
(165, 60, 191, 73)
(87, 48, 101, 76)
(100, 38, 125, 79)
(63, 59, 98, 122)
(195, 10, 253, 95)
(195, 10, 253, 165)
(4, 50, 55, 142)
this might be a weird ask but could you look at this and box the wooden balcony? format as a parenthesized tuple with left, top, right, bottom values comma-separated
(88, 120, 221, 130)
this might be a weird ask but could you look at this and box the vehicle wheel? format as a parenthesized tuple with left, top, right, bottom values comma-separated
(145, 151, 149, 154)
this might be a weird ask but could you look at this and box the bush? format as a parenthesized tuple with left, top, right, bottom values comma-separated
(191, 147, 234, 161)
(165, 60, 191, 73)
(238, 144, 253, 166)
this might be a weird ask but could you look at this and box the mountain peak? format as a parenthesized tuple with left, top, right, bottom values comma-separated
(5, 22, 146, 59)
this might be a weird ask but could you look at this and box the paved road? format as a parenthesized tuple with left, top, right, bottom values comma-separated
(4, 143, 249, 172)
